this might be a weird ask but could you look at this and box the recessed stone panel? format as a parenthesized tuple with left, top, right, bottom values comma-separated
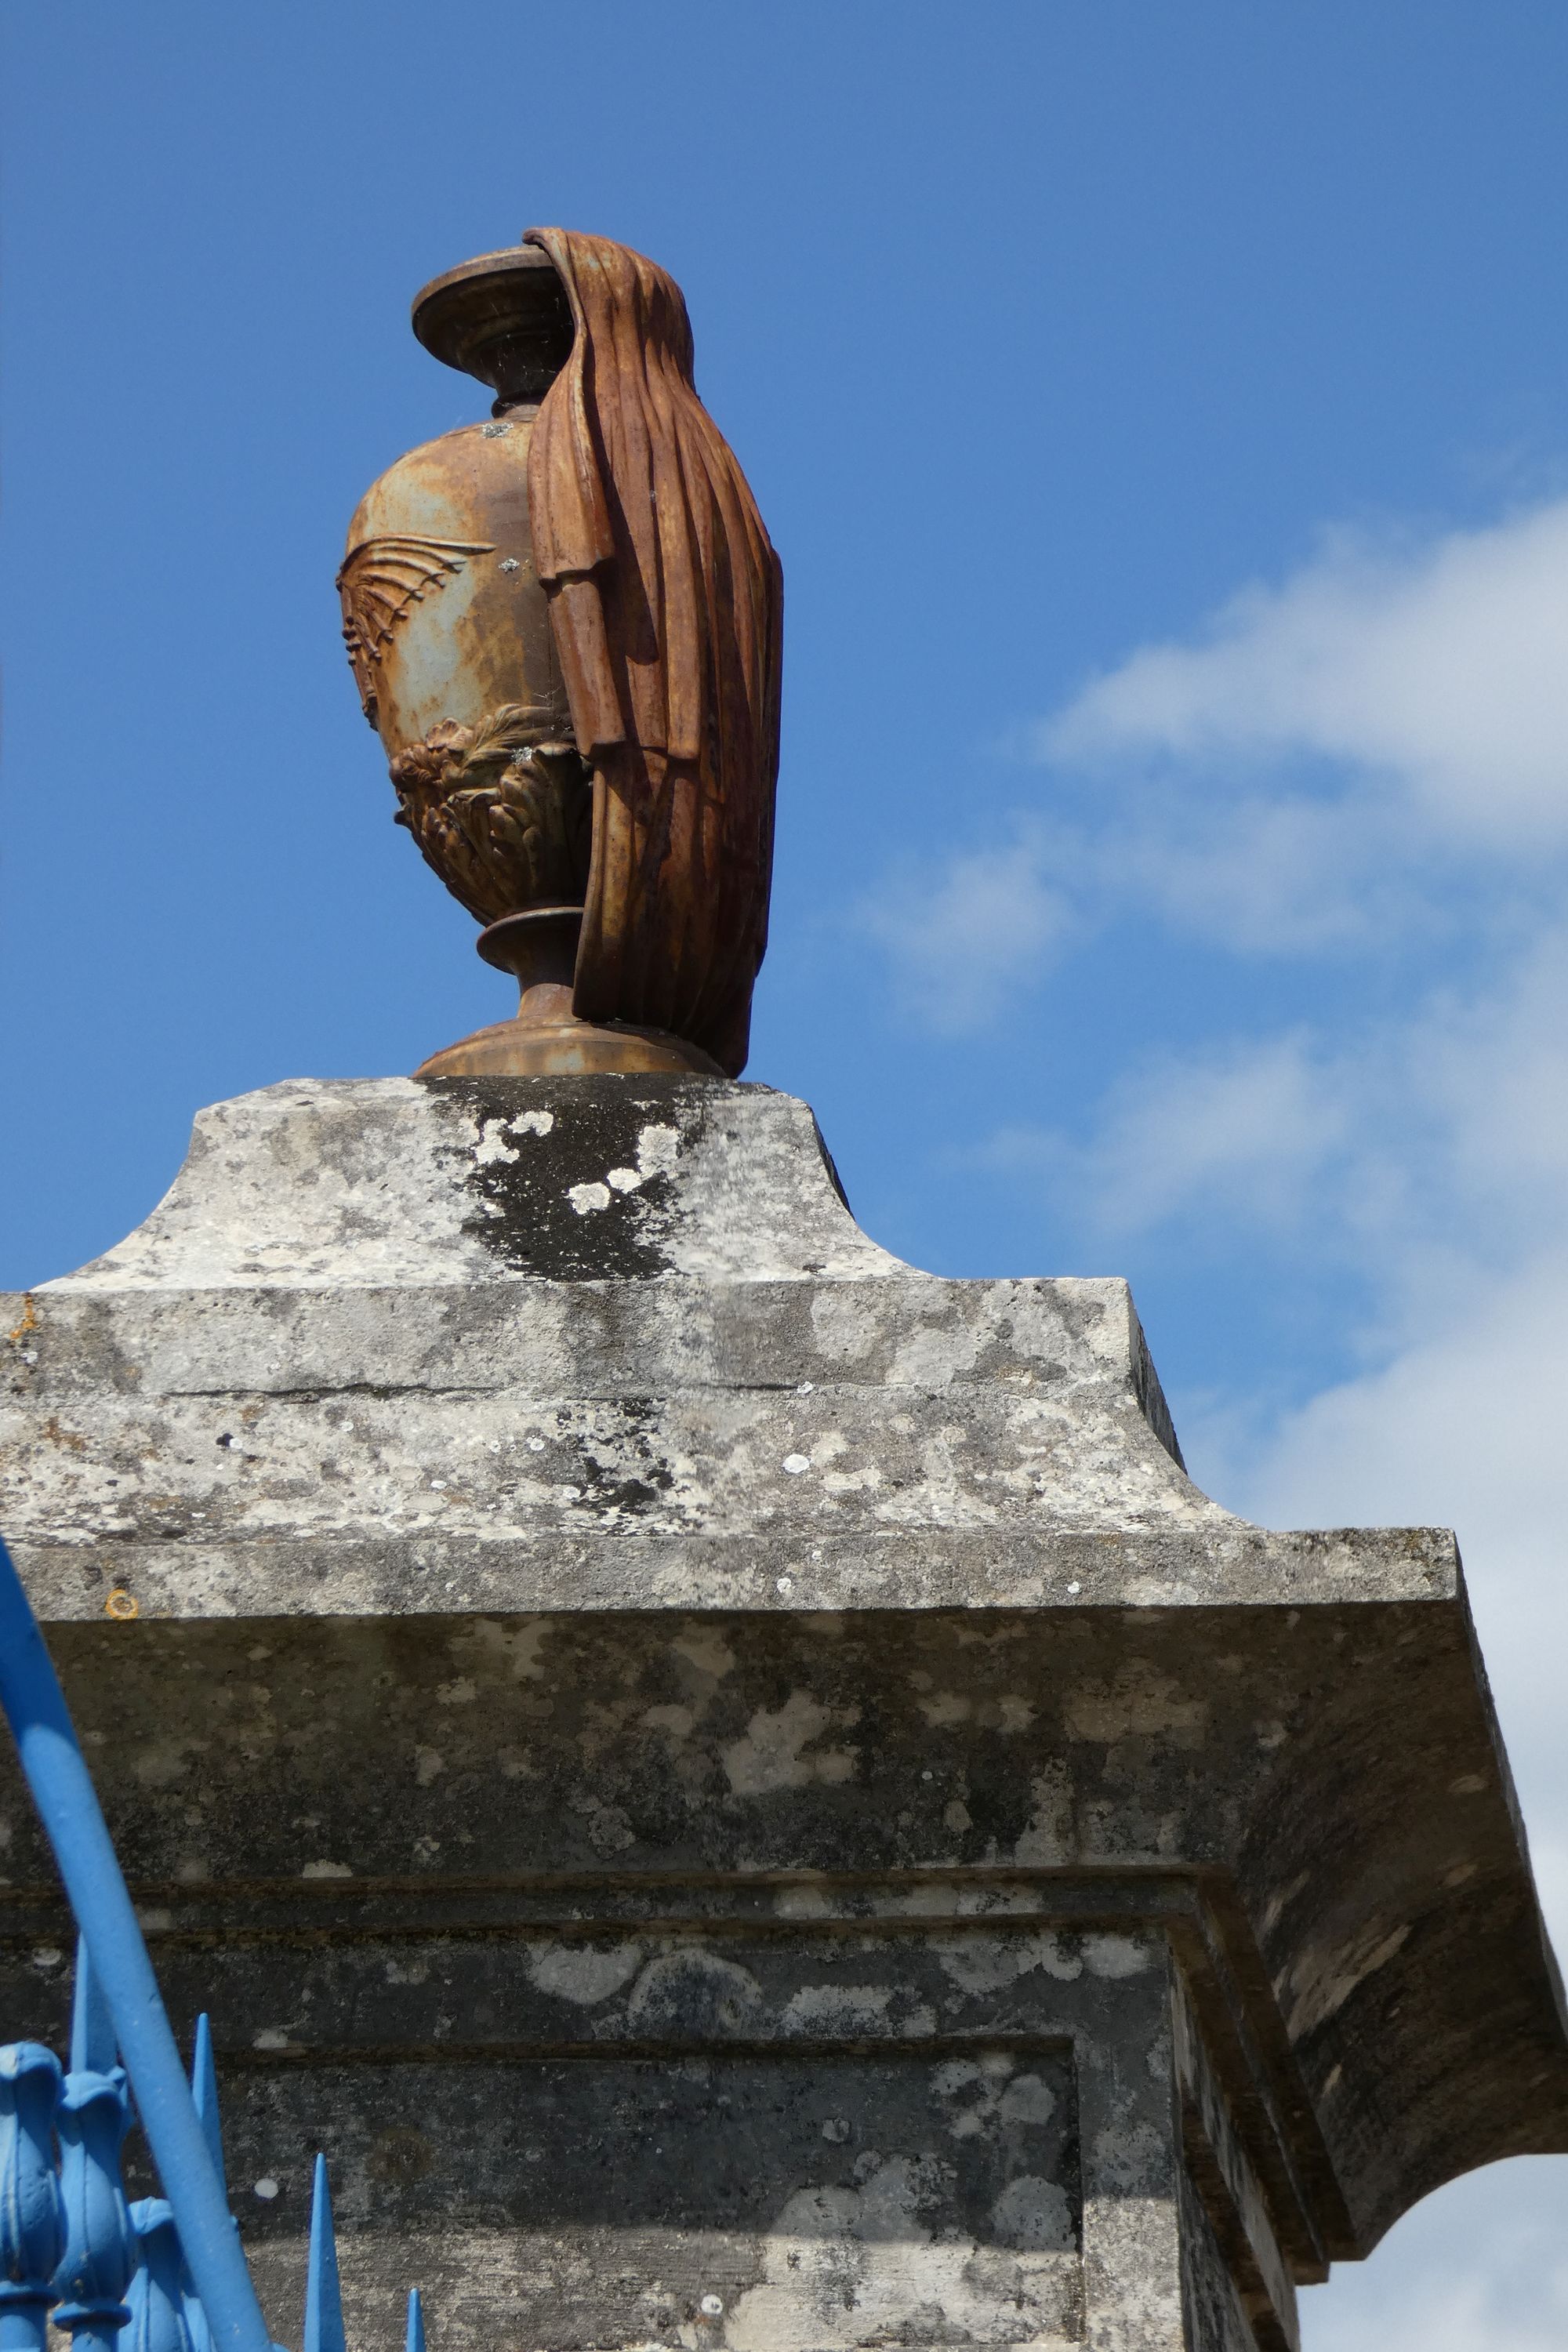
(231, 2049, 1083, 2350)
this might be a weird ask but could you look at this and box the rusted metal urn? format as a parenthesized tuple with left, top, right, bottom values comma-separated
(339, 234, 782, 1080)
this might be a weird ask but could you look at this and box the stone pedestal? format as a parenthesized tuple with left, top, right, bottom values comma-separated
(2, 1076, 1565, 2351)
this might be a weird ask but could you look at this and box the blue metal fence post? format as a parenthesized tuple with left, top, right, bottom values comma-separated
(53, 1940, 136, 2352)
(0, 1538, 274, 2352)
(0, 2043, 65, 2352)
(403, 2288, 424, 2352)
(122, 2203, 197, 2352)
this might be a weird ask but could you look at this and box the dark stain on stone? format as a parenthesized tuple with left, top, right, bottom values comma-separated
(566, 1397, 678, 1519)
(423, 1076, 738, 1280)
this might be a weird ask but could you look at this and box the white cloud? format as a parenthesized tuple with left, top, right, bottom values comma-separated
(979, 1030, 1348, 1236)
(1074, 789, 1423, 955)
(864, 495, 1568, 1000)
(1044, 499, 1568, 848)
(1301, 2166, 1568, 2352)
(987, 495, 1568, 963)
(993, 924, 1568, 1300)
(856, 837, 1072, 1035)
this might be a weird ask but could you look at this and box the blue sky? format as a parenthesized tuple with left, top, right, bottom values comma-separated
(5, 5, 1568, 2340)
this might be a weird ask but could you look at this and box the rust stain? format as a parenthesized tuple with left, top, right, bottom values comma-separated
(6, 1298, 38, 1346)
(41, 1417, 86, 1454)
(104, 1588, 140, 1621)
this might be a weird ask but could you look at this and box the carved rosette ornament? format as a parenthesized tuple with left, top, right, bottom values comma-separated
(338, 231, 783, 1079)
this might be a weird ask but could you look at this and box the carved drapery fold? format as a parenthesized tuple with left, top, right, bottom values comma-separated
(523, 227, 784, 1078)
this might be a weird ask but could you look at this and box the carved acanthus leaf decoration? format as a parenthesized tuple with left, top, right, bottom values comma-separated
(389, 704, 593, 924)
(337, 535, 493, 721)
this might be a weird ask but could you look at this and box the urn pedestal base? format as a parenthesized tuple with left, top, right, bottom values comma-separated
(4, 1076, 1566, 2352)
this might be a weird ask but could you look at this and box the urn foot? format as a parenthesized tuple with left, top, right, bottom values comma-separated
(414, 904, 727, 1078)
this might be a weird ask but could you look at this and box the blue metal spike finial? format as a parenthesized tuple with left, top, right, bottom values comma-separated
(178, 2018, 227, 2352)
(187, 2023, 226, 2203)
(405, 2287, 425, 2352)
(69, 1937, 116, 2079)
(303, 2157, 345, 2352)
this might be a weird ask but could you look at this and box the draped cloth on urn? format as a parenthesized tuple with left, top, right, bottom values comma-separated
(523, 227, 783, 1079)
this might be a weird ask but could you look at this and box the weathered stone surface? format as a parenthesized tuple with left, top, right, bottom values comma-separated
(1, 1076, 1430, 1621)
(2, 1076, 1564, 2350)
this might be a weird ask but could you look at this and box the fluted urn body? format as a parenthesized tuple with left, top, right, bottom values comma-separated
(340, 412, 570, 757)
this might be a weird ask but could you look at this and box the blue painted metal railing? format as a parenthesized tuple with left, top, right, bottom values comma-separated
(0, 1533, 423, 2352)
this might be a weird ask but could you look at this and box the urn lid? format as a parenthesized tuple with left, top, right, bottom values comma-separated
(412, 245, 574, 412)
